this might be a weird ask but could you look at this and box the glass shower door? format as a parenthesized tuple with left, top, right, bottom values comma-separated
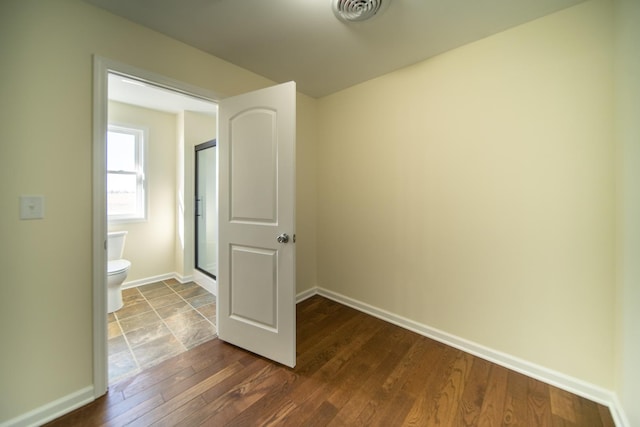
(195, 140, 217, 279)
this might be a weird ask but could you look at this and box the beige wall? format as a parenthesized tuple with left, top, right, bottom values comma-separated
(108, 101, 177, 282)
(0, 0, 316, 421)
(183, 111, 217, 150)
(614, 0, 640, 424)
(296, 93, 319, 293)
(317, 0, 615, 388)
(177, 111, 217, 278)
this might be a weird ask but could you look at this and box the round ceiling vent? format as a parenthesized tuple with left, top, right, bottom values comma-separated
(332, 0, 388, 22)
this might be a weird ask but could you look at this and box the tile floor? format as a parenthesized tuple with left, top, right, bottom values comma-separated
(107, 279, 217, 383)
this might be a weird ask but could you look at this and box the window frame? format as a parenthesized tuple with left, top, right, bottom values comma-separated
(107, 124, 148, 223)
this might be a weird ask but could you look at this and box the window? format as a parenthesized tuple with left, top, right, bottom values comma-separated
(107, 125, 146, 221)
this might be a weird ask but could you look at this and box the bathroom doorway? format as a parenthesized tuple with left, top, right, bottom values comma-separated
(195, 140, 217, 280)
(105, 75, 218, 383)
(94, 58, 221, 391)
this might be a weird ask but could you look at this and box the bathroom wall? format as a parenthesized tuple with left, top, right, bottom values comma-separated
(317, 0, 615, 389)
(176, 111, 217, 279)
(108, 101, 177, 283)
(0, 0, 317, 422)
(190, 112, 218, 277)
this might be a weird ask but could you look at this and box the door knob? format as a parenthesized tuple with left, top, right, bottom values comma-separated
(277, 233, 290, 244)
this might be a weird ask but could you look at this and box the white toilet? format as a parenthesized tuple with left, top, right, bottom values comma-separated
(107, 231, 131, 313)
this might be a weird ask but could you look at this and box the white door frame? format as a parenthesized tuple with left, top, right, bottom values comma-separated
(91, 56, 221, 397)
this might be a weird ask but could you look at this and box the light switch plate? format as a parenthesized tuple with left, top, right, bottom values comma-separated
(20, 195, 45, 220)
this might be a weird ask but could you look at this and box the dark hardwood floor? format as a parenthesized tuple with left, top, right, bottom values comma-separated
(47, 296, 615, 426)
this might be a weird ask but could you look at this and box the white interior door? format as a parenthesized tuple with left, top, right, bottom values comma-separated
(218, 81, 296, 367)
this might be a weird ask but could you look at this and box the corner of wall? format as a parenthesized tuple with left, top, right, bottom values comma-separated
(613, 0, 640, 425)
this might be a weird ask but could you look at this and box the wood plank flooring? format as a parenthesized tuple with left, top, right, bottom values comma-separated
(47, 296, 615, 426)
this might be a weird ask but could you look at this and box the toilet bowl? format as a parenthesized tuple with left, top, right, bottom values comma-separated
(107, 231, 131, 313)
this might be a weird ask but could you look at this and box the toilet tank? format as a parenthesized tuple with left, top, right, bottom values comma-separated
(107, 231, 128, 261)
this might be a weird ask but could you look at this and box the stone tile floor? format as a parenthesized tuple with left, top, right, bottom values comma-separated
(108, 279, 217, 383)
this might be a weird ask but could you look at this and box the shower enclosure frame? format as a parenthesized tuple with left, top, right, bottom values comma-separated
(194, 139, 218, 280)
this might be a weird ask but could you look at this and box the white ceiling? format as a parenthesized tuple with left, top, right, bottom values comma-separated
(89, 0, 585, 98)
(108, 73, 218, 115)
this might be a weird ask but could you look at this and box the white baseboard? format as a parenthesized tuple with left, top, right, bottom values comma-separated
(175, 272, 194, 284)
(122, 272, 176, 289)
(192, 269, 217, 296)
(121, 270, 215, 296)
(307, 287, 628, 427)
(609, 394, 631, 427)
(122, 272, 196, 290)
(296, 287, 317, 303)
(0, 386, 94, 427)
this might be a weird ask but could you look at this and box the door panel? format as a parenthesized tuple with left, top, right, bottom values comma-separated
(230, 245, 277, 329)
(218, 81, 296, 367)
(230, 109, 277, 223)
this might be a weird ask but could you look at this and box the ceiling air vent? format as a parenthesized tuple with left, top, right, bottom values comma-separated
(332, 0, 389, 22)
